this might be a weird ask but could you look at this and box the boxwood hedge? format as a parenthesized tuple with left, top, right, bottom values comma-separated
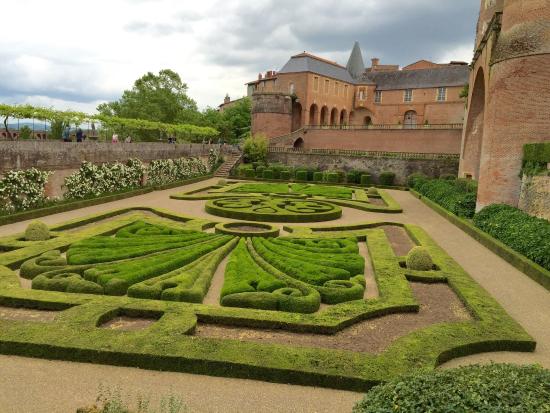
(474, 204, 550, 271)
(411, 176, 477, 218)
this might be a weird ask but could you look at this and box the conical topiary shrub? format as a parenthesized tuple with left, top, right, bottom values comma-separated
(406, 246, 433, 271)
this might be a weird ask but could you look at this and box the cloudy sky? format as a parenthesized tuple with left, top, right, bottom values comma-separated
(0, 0, 479, 113)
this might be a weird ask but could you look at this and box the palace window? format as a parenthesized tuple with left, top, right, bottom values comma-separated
(375, 90, 382, 103)
(437, 87, 447, 102)
(325, 79, 330, 94)
(344, 85, 349, 98)
(313, 76, 319, 92)
(289, 83, 295, 94)
(404, 89, 413, 102)
(358, 89, 366, 101)
(335, 82, 339, 96)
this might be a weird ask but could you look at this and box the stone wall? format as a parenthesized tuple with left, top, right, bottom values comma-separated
(267, 151, 459, 185)
(271, 128, 463, 154)
(0, 141, 238, 172)
(519, 175, 550, 220)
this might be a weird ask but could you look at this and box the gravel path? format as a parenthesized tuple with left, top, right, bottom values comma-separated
(0, 182, 549, 412)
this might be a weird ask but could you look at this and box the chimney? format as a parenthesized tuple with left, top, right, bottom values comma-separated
(371, 58, 380, 68)
(258, 73, 263, 80)
(224, 94, 231, 104)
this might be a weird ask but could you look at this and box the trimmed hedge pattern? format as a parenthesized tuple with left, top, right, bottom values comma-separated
(411, 176, 477, 218)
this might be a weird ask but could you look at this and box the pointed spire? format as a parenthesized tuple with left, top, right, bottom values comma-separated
(346, 41, 365, 79)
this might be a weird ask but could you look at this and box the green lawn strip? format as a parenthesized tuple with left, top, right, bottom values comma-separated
(229, 183, 291, 194)
(290, 184, 353, 199)
(127, 237, 238, 302)
(220, 238, 320, 313)
(325, 190, 402, 214)
(411, 189, 550, 291)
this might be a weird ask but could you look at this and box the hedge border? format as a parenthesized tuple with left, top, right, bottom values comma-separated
(410, 189, 550, 291)
(0, 210, 535, 391)
(205, 197, 343, 223)
(0, 174, 214, 227)
(215, 222, 280, 238)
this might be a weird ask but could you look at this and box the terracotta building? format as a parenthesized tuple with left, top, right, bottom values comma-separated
(249, 42, 469, 142)
(459, 0, 550, 210)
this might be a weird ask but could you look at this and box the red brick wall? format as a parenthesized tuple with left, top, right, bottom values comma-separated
(297, 128, 462, 154)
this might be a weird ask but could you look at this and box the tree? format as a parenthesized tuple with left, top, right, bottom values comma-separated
(97, 69, 200, 128)
(197, 97, 251, 144)
(242, 133, 268, 164)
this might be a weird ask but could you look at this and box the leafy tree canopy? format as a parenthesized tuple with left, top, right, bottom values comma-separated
(97, 69, 199, 124)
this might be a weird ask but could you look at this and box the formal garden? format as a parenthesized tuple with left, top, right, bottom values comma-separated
(1, 168, 549, 412)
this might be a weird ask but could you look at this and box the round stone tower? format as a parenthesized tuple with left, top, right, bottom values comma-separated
(460, 0, 550, 210)
(251, 92, 293, 139)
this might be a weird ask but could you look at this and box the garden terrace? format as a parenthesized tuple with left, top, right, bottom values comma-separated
(0, 204, 536, 392)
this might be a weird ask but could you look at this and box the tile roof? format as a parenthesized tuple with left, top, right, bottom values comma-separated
(360, 65, 470, 90)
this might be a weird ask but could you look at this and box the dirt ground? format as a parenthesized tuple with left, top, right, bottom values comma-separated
(195, 282, 471, 354)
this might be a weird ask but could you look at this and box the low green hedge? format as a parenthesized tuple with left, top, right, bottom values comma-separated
(280, 170, 291, 180)
(215, 222, 280, 238)
(354, 364, 550, 413)
(412, 176, 477, 218)
(360, 174, 371, 186)
(326, 173, 339, 183)
(313, 171, 324, 182)
(379, 171, 395, 186)
(221, 239, 320, 313)
(262, 169, 274, 179)
(295, 170, 308, 181)
(474, 204, 550, 271)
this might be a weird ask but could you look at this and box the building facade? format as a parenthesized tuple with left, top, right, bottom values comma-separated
(459, 0, 550, 210)
(249, 43, 469, 140)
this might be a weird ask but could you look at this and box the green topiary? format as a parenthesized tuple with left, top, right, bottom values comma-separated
(313, 172, 324, 182)
(262, 169, 274, 179)
(217, 179, 227, 186)
(406, 246, 433, 271)
(244, 168, 256, 178)
(360, 174, 371, 186)
(440, 173, 457, 180)
(353, 364, 550, 413)
(255, 165, 265, 178)
(367, 187, 378, 195)
(295, 170, 308, 181)
(346, 172, 356, 184)
(24, 221, 50, 241)
(379, 171, 396, 186)
(326, 173, 339, 183)
(280, 170, 291, 181)
(407, 172, 428, 188)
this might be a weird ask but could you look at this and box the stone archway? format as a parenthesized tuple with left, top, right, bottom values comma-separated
(330, 108, 338, 126)
(320, 106, 329, 126)
(404, 111, 417, 129)
(309, 104, 319, 126)
(461, 69, 485, 180)
(339, 109, 348, 127)
(293, 137, 304, 149)
(364, 116, 372, 126)
(292, 101, 303, 132)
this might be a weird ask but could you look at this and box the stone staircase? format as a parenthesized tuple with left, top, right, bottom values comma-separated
(214, 153, 243, 177)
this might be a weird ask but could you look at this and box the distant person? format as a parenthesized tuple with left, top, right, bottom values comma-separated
(112, 133, 119, 143)
(76, 127, 83, 142)
(125, 135, 132, 143)
(91, 122, 96, 137)
(63, 126, 70, 142)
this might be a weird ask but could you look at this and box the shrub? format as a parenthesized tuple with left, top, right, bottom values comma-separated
(19, 125, 33, 140)
(413, 178, 477, 218)
(406, 246, 433, 271)
(280, 170, 291, 181)
(346, 172, 356, 184)
(367, 187, 378, 196)
(353, 364, 550, 413)
(313, 172, 324, 182)
(474, 204, 550, 271)
(326, 173, 339, 183)
(24, 221, 50, 241)
(255, 165, 265, 178)
(242, 134, 268, 164)
(244, 168, 256, 178)
(0, 168, 51, 213)
(407, 172, 428, 188)
(217, 179, 227, 186)
(237, 164, 253, 177)
(269, 163, 286, 180)
(379, 171, 395, 186)
(360, 174, 371, 186)
(262, 169, 274, 179)
(295, 170, 308, 181)
(440, 173, 457, 180)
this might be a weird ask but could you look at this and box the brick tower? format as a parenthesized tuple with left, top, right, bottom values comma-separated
(251, 92, 293, 139)
(460, 0, 550, 210)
